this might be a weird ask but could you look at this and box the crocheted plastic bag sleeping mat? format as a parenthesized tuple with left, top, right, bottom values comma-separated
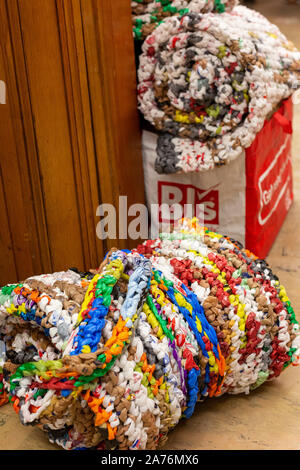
(132, 0, 238, 40)
(137, 5, 300, 174)
(0, 219, 299, 450)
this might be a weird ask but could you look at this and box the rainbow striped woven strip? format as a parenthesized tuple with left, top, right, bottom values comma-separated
(0, 221, 299, 450)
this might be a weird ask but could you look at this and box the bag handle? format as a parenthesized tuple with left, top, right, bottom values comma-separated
(273, 109, 293, 134)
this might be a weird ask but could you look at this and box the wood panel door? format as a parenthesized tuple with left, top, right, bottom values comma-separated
(0, 0, 144, 285)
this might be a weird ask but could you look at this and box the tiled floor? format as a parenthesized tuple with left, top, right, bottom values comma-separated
(0, 0, 300, 450)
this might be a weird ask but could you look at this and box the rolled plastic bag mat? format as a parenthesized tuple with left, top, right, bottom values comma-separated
(137, 5, 300, 174)
(0, 219, 299, 450)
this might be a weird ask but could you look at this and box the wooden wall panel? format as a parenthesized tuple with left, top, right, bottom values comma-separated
(80, 0, 144, 249)
(2, 0, 52, 275)
(17, 0, 86, 271)
(0, 0, 144, 285)
(56, 0, 105, 267)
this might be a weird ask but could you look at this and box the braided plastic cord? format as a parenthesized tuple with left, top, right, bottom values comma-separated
(138, 5, 300, 174)
(132, 0, 238, 40)
(0, 221, 299, 450)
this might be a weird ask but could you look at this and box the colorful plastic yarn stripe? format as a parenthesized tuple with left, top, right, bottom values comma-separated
(0, 220, 299, 450)
(137, 5, 300, 174)
(132, 0, 238, 40)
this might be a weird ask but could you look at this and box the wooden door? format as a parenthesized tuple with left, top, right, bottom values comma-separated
(0, 0, 144, 285)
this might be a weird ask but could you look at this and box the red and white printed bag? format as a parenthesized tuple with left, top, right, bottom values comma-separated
(142, 98, 293, 258)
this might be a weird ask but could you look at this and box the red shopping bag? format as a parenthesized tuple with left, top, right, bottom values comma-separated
(246, 98, 293, 258)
